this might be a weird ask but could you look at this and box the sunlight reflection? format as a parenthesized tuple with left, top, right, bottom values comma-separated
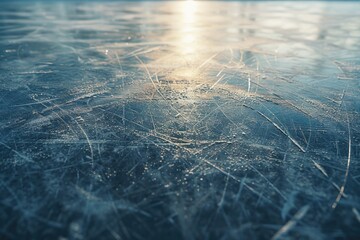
(179, 0, 198, 55)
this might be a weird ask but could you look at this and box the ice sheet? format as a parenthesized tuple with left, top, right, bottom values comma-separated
(0, 1, 360, 239)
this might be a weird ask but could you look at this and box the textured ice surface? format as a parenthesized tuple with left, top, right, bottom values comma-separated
(0, 1, 360, 239)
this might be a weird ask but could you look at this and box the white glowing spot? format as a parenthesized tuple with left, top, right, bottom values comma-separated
(179, 0, 198, 55)
(182, 0, 196, 24)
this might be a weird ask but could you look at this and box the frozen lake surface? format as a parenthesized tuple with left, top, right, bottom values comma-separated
(0, 1, 360, 239)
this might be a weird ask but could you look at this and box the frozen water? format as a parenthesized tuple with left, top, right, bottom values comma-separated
(0, 1, 360, 239)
